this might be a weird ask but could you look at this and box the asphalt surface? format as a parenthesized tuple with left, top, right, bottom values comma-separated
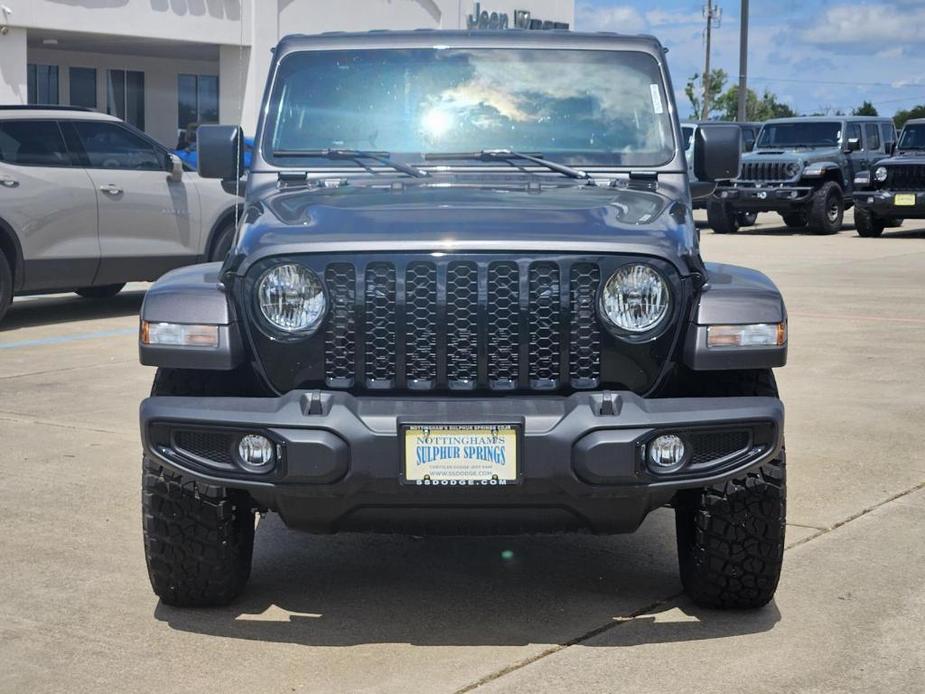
(1, 211, 923, 693)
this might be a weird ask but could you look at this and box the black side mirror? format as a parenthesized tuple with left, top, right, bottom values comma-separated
(693, 124, 742, 182)
(886, 141, 896, 156)
(198, 125, 246, 180)
(845, 137, 861, 153)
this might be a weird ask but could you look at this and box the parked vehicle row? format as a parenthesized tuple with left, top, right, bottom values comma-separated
(705, 116, 896, 234)
(699, 115, 925, 237)
(852, 118, 925, 236)
(0, 106, 242, 323)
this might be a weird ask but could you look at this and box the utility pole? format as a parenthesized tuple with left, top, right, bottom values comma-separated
(701, 1, 722, 120)
(737, 0, 749, 122)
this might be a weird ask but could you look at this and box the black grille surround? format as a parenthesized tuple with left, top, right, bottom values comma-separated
(882, 164, 925, 191)
(241, 253, 690, 396)
(738, 160, 796, 183)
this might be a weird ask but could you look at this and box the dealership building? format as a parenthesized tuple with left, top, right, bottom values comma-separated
(0, 0, 573, 148)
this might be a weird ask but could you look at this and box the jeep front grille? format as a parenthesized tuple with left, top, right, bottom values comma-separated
(739, 161, 792, 182)
(884, 164, 925, 191)
(321, 256, 603, 392)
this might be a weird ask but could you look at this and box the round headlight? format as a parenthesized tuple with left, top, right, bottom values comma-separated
(785, 162, 802, 178)
(600, 264, 670, 334)
(875, 166, 888, 183)
(257, 264, 326, 334)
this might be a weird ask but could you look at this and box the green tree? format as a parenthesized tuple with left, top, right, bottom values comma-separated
(852, 101, 878, 116)
(713, 85, 797, 121)
(894, 105, 925, 129)
(685, 69, 727, 119)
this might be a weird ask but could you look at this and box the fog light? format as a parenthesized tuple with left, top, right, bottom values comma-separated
(237, 434, 275, 469)
(648, 434, 687, 472)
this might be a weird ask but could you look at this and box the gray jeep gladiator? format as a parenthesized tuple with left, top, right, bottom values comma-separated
(710, 116, 896, 234)
(852, 118, 925, 237)
(138, 31, 788, 610)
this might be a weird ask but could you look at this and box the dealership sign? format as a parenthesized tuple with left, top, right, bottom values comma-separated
(466, 2, 570, 30)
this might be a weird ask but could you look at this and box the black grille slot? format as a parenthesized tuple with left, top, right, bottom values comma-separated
(569, 264, 601, 388)
(528, 262, 561, 389)
(487, 262, 520, 389)
(405, 262, 438, 389)
(324, 264, 357, 387)
(319, 256, 604, 393)
(446, 262, 479, 388)
(364, 263, 397, 388)
(885, 164, 925, 191)
(174, 430, 235, 465)
(688, 430, 751, 466)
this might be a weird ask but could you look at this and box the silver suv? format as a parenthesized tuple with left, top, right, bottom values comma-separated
(0, 106, 242, 323)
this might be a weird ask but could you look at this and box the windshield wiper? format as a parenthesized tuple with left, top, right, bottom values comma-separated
(425, 149, 594, 182)
(272, 148, 429, 178)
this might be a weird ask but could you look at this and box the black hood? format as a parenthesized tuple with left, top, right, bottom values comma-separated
(234, 180, 699, 276)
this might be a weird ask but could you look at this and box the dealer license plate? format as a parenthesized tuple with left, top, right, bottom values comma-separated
(894, 194, 917, 206)
(402, 424, 520, 486)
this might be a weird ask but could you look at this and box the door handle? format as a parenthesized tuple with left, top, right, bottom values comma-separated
(99, 184, 123, 195)
(0, 175, 18, 188)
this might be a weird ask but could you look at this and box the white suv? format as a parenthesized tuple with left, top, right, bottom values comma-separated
(0, 106, 242, 323)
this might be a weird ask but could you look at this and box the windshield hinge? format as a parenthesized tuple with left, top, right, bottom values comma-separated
(278, 171, 309, 184)
(629, 171, 658, 181)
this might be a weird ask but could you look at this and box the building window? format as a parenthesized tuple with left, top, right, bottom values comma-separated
(178, 74, 219, 131)
(106, 69, 145, 130)
(27, 64, 59, 105)
(70, 67, 97, 109)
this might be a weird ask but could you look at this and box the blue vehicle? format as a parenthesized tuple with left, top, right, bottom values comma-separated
(175, 134, 254, 170)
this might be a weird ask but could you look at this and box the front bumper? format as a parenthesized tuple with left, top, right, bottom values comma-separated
(853, 190, 925, 218)
(713, 185, 814, 210)
(140, 391, 784, 534)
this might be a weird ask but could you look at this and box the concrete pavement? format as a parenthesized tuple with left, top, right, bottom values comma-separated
(0, 212, 923, 693)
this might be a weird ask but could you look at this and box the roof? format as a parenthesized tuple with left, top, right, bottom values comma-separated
(682, 120, 761, 128)
(275, 29, 664, 56)
(763, 115, 890, 125)
(903, 118, 925, 126)
(0, 108, 119, 122)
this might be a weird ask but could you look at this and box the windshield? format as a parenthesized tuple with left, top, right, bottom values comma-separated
(899, 124, 925, 150)
(262, 48, 675, 168)
(757, 122, 842, 148)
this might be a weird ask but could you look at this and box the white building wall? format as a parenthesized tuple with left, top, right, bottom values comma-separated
(0, 0, 245, 45)
(0, 28, 28, 105)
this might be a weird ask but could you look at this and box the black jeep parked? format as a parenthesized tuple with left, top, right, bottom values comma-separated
(709, 116, 896, 234)
(852, 118, 925, 237)
(138, 31, 788, 611)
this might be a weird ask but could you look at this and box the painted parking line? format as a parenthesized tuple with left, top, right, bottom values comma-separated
(0, 328, 137, 350)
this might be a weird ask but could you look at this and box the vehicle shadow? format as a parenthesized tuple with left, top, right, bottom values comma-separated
(154, 510, 780, 648)
(1, 290, 145, 331)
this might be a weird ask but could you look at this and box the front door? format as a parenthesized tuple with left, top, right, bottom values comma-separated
(68, 120, 202, 285)
(0, 119, 99, 291)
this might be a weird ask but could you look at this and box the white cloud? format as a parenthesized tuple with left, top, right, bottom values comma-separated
(801, 3, 925, 49)
(574, 4, 648, 34)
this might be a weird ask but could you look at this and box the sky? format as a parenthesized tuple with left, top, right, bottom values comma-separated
(574, 0, 925, 119)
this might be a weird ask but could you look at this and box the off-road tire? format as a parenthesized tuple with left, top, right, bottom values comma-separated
(780, 212, 808, 228)
(707, 201, 740, 234)
(0, 251, 11, 324)
(854, 207, 885, 238)
(737, 211, 758, 227)
(143, 459, 254, 607)
(75, 283, 125, 299)
(674, 369, 786, 609)
(142, 368, 259, 607)
(807, 181, 844, 235)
